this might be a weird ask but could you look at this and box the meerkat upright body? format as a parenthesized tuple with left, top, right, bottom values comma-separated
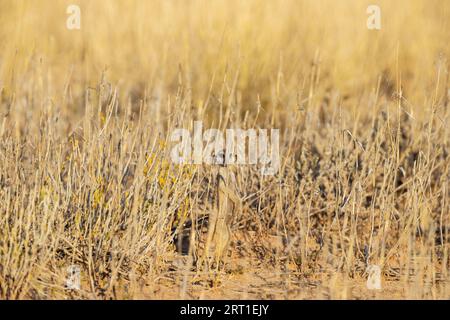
(203, 157, 239, 271)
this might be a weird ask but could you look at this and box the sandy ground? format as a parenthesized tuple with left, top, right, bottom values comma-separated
(127, 234, 449, 300)
(133, 265, 448, 300)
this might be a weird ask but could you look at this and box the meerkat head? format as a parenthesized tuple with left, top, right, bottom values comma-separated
(213, 150, 226, 166)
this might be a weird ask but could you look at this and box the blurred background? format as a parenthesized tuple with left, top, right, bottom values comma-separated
(0, 0, 449, 118)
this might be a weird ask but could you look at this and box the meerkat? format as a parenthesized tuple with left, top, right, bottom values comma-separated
(202, 150, 241, 271)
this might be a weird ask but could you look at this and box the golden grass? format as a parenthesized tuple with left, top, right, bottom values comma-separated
(0, 0, 448, 299)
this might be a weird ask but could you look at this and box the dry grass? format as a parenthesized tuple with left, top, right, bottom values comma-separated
(0, 0, 449, 299)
